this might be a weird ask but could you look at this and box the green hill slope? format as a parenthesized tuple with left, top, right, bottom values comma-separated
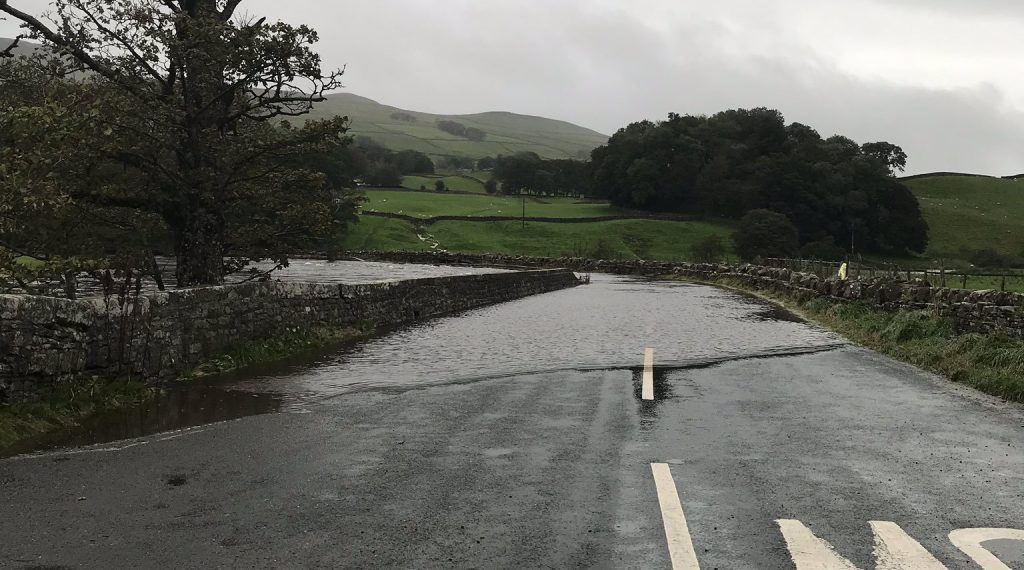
(306, 93, 608, 160)
(0, 37, 40, 58)
(904, 175, 1024, 258)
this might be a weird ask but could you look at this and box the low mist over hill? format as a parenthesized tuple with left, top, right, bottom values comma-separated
(306, 93, 609, 161)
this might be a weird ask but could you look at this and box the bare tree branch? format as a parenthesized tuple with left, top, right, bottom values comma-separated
(69, 0, 168, 87)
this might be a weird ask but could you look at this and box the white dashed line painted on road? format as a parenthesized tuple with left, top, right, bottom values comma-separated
(642, 348, 654, 401)
(651, 463, 701, 569)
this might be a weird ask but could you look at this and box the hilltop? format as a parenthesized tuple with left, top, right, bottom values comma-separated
(903, 174, 1024, 260)
(306, 93, 609, 161)
(2, 38, 607, 161)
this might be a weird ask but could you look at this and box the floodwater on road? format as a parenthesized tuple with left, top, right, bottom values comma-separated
(73, 258, 510, 297)
(7, 269, 844, 456)
(230, 273, 842, 402)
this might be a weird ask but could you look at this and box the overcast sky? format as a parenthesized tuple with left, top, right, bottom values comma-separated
(3, 0, 1023, 175)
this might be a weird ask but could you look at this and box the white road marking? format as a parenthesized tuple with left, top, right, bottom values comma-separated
(779, 520, 952, 569)
(950, 528, 1024, 570)
(650, 463, 701, 569)
(870, 521, 947, 569)
(642, 348, 655, 400)
(777, 519, 859, 569)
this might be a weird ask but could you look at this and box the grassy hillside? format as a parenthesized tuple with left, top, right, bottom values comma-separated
(342, 215, 735, 261)
(307, 93, 608, 161)
(903, 175, 1024, 259)
(363, 190, 619, 219)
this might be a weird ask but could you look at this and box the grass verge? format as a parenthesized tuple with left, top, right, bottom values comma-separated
(703, 277, 1024, 403)
(0, 324, 374, 454)
(189, 324, 374, 378)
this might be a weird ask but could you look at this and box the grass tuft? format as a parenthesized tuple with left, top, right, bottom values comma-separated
(190, 324, 374, 377)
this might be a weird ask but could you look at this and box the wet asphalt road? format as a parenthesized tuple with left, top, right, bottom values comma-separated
(2, 274, 1024, 569)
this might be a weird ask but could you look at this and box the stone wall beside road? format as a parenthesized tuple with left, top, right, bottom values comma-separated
(0, 269, 580, 401)
(347, 251, 1024, 338)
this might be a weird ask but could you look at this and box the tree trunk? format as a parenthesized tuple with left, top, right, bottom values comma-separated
(175, 207, 225, 287)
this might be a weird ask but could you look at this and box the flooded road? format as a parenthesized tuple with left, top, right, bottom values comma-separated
(4, 268, 1024, 569)
(8, 272, 843, 456)
(73, 258, 510, 297)
(229, 273, 842, 401)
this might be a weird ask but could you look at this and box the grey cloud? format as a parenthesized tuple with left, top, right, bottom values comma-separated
(867, 0, 1024, 19)
(2, 0, 1022, 175)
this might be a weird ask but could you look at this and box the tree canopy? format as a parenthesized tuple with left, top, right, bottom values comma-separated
(492, 153, 590, 197)
(0, 0, 358, 287)
(589, 108, 928, 254)
(733, 209, 800, 261)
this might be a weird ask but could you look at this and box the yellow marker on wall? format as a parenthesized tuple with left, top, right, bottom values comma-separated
(838, 262, 848, 280)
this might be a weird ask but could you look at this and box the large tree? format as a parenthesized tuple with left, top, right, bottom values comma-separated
(0, 0, 351, 286)
(590, 109, 929, 255)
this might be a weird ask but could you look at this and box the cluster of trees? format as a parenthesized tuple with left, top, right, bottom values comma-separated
(349, 138, 434, 186)
(490, 153, 590, 197)
(389, 112, 417, 123)
(436, 120, 486, 141)
(436, 155, 476, 171)
(590, 109, 929, 257)
(0, 0, 360, 288)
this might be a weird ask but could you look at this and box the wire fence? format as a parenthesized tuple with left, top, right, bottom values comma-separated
(761, 258, 1024, 293)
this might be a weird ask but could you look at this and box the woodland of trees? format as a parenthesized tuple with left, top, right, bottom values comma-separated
(347, 138, 434, 186)
(590, 109, 929, 255)
(0, 0, 360, 288)
(490, 153, 591, 198)
(436, 120, 486, 141)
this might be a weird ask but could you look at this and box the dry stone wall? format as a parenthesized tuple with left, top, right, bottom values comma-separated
(347, 251, 1024, 338)
(0, 269, 580, 401)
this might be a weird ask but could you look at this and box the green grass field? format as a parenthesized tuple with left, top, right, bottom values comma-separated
(306, 93, 608, 161)
(904, 175, 1024, 259)
(341, 215, 735, 261)
(362, 190, 620, 219)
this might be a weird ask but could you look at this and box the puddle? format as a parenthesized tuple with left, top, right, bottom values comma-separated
(1, 386, 283, 459)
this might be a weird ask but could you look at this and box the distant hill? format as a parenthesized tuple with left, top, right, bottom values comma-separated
(305, 93, 609, 161)
(904, 175, 1024, 259)
(2, 38, 607, 161)
(0, 37, 42, 58)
